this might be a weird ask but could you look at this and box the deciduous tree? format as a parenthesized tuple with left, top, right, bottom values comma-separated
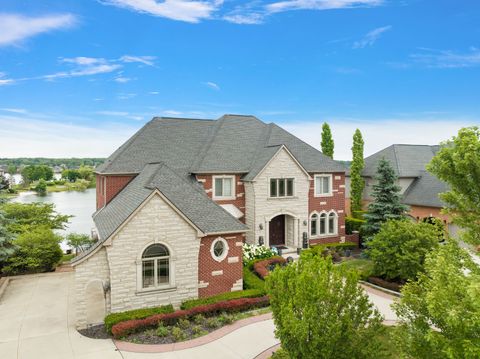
(321, 122, 334, 158)
(266, 255, 386, 359)
(428, 127, 480, 245)
(350, 129, 365, 215)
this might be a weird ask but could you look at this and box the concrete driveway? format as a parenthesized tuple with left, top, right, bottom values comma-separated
(0, 272, 120, 359)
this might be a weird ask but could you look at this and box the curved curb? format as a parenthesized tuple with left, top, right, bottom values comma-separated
(254, 343, 281, 359)
(114, 312, 273, 353)
(360, 281, 401, 299)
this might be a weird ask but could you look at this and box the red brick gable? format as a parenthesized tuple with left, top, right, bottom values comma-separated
(96, 174, 135, 210)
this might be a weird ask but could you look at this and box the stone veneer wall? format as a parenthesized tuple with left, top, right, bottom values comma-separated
(105, 194, 200, 313)
(250, 148, 311, 247)
(198, 233, 244, 298)
(75, 246, 110, 329)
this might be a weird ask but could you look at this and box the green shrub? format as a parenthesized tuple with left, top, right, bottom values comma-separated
(2, 227, 62, 275)
(171, 326, 187, 341)
(193, 314, 205, 325)
(367, 220, 440, 281)
(192, 325, 207, 337)
(156, 324, 169, 337)
(180, 289, 264, 310)
(338, 259, 374, 280)
(218, 312, 235, 325)
(205, 317, 222, 329)
(242, 266, 266, 292)
(104, 304, 174, 333)
(345, 216, 365, 234)
(177, 318, 190, 330)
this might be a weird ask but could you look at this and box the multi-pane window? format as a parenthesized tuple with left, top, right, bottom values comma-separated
(310, 211, 338, 237)
(142, 244, 169, 288)
(213, 176, 235, 199)
(270, 178, 294, 198)
(314, 175, 332, 196)
(211, 237, 229, 262)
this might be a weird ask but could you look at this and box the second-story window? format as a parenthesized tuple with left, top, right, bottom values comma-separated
(314, 174, 332, 196)
(213, 175, 235, 200)
(270, 178, 294, 198)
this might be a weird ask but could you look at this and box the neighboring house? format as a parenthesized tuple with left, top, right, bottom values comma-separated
(345, 144, 459, 236)
(72, 114, 355, 328)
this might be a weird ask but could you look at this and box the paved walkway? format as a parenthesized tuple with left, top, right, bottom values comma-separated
(0, 272, 397, 359)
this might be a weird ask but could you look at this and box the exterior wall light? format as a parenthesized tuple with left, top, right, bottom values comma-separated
(259, 236, 264, 246)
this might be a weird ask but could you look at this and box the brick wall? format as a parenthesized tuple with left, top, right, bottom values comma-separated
(96, 174, 135, 210)
(409, 205, 450, 223)
(198, 233, 244, 298)
(308, 172, 346, 245)
(195, 174, 246, 222)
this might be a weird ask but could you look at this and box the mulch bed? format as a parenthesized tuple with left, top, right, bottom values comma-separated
(124, 322, 218, 344)
(78, 324, 112, 339)
(367, 276, 404, 292)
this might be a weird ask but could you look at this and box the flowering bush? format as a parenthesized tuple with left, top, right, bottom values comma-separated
(111, 296, 270, 338)
(243, 243, 276, 265)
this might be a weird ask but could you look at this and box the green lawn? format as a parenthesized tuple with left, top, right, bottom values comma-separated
(337, 258, 374, 280)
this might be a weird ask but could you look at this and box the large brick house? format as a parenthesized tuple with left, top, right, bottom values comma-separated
(72, 114, 352, 328)
(345, 144, 459, 236)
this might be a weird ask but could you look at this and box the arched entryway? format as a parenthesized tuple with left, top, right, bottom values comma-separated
(267, 213, 300, 248)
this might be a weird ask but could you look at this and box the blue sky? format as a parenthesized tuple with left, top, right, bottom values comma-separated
(1, 0, 479, 159)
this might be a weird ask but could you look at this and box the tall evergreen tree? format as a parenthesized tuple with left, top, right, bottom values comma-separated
(350, 129, 365, 216)
(321, 122, 334, 158)
(363, 158, 409, 237)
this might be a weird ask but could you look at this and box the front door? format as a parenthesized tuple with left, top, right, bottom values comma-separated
(269, 215, 285, 246)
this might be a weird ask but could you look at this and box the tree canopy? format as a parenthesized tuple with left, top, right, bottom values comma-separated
(428, 127, 480, 245)
(266, 255, 386, 358)
(0, 198, 16, 263)
(350, 129, 365, 215)
(321, 122, 334, 158)
(21, 165, 53, 183)
(363, 158, 409, 237)
(393, 240, 480, 358)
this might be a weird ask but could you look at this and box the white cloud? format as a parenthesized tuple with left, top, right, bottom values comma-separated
(114, 76, 132, 83)
(100, 0, 222, 23)
(205, 81, 220, 90)
(96, 110, 144, 121)
(149, 91, 160, 95)
(0, 13, 76, 47)
(0, 72, 15, 85)
(266, 0, 383, 13)
(410, 48, 480, 68)
(163, 110, 183, 116)
(117, 93, 137, 100)
(120, 55, 156, 66)
(281, 117, 477, 160)
(353, 25, 391, 49)
(0, 115, 138, 157)
(0, 108, 27, 114)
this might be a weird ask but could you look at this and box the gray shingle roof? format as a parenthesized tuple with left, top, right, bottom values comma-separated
(92, 163, 247, 242)
(363, 144, 447, 208)
(97, 114, 345, 176)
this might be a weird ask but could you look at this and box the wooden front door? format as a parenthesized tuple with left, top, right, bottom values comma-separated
(269, 215, 285, 246)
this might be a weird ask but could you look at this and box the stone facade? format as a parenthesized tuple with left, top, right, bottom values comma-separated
(247, 148, 310, 247)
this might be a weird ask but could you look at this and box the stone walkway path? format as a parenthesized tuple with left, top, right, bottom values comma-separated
(0, 272, 398, 359)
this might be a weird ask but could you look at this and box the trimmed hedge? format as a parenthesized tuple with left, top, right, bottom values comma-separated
(105, 304, 174, 333)
(345, 216, 365, 235)
(253, 256, 287, 279)
(180, 289, 265, 310)
(112, 296, 270, 338)
(243, 266, 266, 292)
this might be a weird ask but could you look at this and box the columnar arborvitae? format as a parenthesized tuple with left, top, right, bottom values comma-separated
(321, 123, 334, 158)
(363, 158, 409, 237)
(350, 129, 365, 216)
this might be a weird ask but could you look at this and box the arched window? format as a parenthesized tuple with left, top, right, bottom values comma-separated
(328, 212, 338, 235)
(142, 244, 169, 289)
(319, 213, 327, 235)
(310, 213, 318, 236)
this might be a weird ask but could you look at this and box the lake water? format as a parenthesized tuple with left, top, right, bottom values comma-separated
(11, 188, 96, 250)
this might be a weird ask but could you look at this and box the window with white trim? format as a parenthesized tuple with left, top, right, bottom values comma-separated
(211, 237, 229, 262)
(141, 244, 170, 289)
(314, 174, 332, 196)
(270, 178, 294, 198)
(310, 211, 338, 237)
(213, 176, 235, 200)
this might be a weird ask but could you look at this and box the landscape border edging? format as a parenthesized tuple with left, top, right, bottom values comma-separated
(360, 280, 402, 298)
(114, 312, 273, 353)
